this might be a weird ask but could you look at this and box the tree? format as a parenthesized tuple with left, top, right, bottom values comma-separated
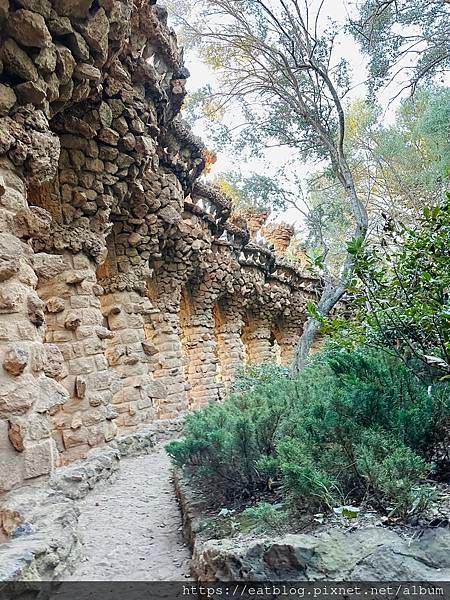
(179, 0, 369, 374)
(351, 0, 450, 98)
(304, 88, 450, 265)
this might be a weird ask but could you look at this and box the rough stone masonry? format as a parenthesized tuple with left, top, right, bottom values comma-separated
(0, 0, 319, 508)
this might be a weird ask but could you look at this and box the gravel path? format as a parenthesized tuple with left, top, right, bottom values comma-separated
(64, 443, 191, 581)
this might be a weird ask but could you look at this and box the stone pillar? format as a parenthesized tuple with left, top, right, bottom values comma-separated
(214, 302, 245, 386)
(37, 251, 121, 463)
(261, 223, 295, 255)
(145, 274, 190, 419)
(0, 162, 69, 492)
(100, 289, 166, 431)
(182, 305, 220, 409)
(242, 314, 276, 364)
(274, 323, 303, 367)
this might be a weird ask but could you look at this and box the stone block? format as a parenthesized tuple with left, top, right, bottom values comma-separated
(23, 438, 58, 479)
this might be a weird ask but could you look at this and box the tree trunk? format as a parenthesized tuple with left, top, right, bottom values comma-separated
(292, 165, 368, 376)
(291, 317, 320, 376)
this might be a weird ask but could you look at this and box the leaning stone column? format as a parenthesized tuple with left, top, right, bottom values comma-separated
(99, 282, 166, 431)
(146, 272, 190, 419)
(182, 305, 220, 409)
(243, 314, 276, 364)
(275, 323, 304, 366)
(0, 161, 69, 492)
(214, 301, 245, 386)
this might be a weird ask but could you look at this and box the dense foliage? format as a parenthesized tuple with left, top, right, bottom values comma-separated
(167, 349, 449, 518)
(325, 194, 450, 378)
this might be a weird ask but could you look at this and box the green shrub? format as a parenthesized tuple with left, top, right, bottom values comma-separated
(167, 349, 449, 517)
(167, 370, 296, 498)
(239, 502, 287, 533)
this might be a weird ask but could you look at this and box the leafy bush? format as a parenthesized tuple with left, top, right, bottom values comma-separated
(239, 502, 287, 533)
(167, 349, 449, 517)
(326, 194, 450, 380)
(167, 371, 296, 498)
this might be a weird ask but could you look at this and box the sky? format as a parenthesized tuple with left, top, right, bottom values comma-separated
(168, 0, 406, 229)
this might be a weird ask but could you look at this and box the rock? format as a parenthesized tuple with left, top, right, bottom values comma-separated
(35, 44, 57, 74)
(146, 380, 167, 400)
(0, 0, 9, 23)
(3, 346, 29, 376)
(104, 420, 117, 441)
(33, 253, 66, 279)
(34, 376, 69, 413)
(0, 375, 37, 417)
(23, 438, 58, 478)
(74, 63, 101, 81)
(95, 326, 114, 340)
(14, 80, 47, 105)
(66, 32, 90, 61)
(14, 206, 51, 239)
(45, 296, 65, 313)
(142, 341, 159, 356)
(0, 421, 23, 492)
(75, 376, 86, 399)
(8, 421, 24, 452)
(1, 38, 38, 81)
(77, 7, 109, 57)
(0, 84, 16, 116)
(98, 127, 119, 145)
(48, 17, 73, 36)
(0, 258, 19, 282)
(15, 0, 51, 17)
(27, 293, 45, 327)
(43, 344, 65, 379)
(55, 43, 75, 85)
(54, 0, 93, 18)
(98, 101, 113, 127)
(159, 205, 181, 225)
(7, 9, 51, 48)
(64, 313, 82, 330)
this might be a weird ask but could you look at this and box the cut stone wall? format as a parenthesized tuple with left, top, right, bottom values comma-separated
(0, 0, 320, 497)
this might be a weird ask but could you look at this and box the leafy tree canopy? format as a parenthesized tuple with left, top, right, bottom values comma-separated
(351, 0, 450, 97)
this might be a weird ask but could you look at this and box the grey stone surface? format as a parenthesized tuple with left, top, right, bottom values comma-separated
(0, 424, 180, 582)
(175, 470, 450, 582)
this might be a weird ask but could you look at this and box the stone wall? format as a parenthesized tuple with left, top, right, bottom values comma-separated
(0, 0, 319, 498)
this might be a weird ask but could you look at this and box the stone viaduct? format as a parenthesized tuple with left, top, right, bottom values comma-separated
(0, 0, 319, 494)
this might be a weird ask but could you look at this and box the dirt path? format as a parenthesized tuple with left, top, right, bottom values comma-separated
(64, 443, 191, 581)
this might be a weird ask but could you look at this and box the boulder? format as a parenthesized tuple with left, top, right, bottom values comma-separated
(35, 44, 57, 74)
(1, 38, 38, 81)
(0, 0, 9, 23)
(0, 84, 16, 116)
(77, 8, 109, 57)
(193, 527, 450, 582)
(54, 0, 93, 18)
(15, 0, 51, 18)
(14, 80, 47, 105)
(7, 9, 51, 47)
